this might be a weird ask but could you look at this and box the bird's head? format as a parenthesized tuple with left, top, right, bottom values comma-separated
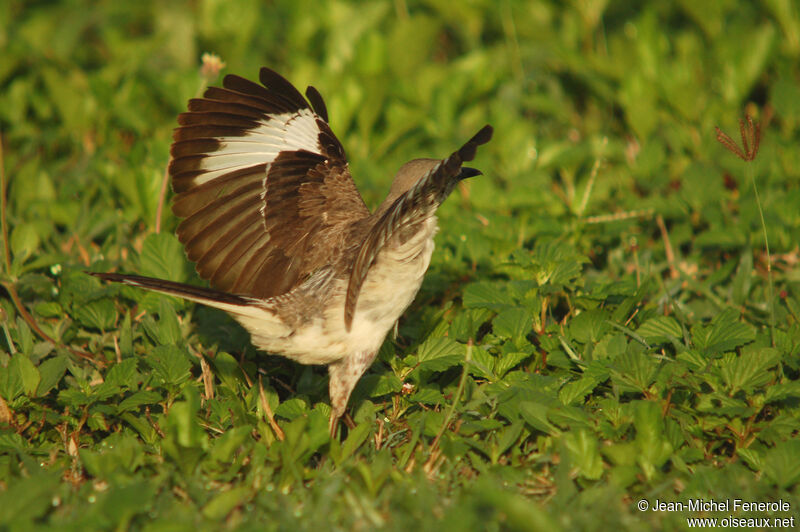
(376, 158, 482, 215)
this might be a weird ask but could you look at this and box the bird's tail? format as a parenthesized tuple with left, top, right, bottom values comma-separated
(91, 271, 290, 340)
(91, 272, 265, 316)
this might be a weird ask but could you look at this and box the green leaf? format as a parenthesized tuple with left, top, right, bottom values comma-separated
(450, 308, 493, 342)
(203, 487, 251, 521)
(762, 440, 800, 489)
(494, 350, 532, 379)
(0, 473, 60, 526)
(14, 316, 34, 356)
(0, 354, 24, 400)
(519, 401, 560, 435)
(492, 421, 524, 462)
(637, 316, 683, 343)
(138, 233, 186, 282)
(120, 311, 133, 358)
(563, 429, 603, 480)
(13, 353, 40, 397)
(274, 398, 308, 420)
(162, 385, 207, 473)
(467, 345, 495, 380)
(118, 390, 162, 413)
(413, 336, 464, 374)
(633, 401, 673, 481)
(692, 309, 755, 354)
(73, 299, 116, 331)
(559, 375, 602, 406)
(10, 223, 40, 264)
(718, 347, 781, 394)
(611, 350, 659, 393)
(210, 352, 244, 391)
(492, 307, 532, 345)
(35, 355, 68, 396)
(156, 297, 182, 345)
(569, 309, 610, 343)
(462, 281, 514, 311)
(356, 372, 402, 398)
(209, 426, 253, 464)
(146, 345, 192, 389)
(104, 358, 140, 389)
(336, 421, 371, 465)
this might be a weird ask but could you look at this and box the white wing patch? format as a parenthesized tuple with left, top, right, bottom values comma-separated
(192, 108, 322, 187)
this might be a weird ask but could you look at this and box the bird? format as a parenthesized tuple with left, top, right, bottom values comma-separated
(93, 67, 492, 437)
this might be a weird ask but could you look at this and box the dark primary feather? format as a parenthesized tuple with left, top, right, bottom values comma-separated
(343, 125, 494, 330)
(305, 86, 329, 122)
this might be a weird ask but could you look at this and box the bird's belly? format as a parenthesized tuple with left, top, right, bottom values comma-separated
(346, 218, 437, 347)
(244, 218, 437, 366)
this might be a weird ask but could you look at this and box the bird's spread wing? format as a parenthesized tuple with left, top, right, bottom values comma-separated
(170, 68, 370, 300)
(344, 125, 493, 330)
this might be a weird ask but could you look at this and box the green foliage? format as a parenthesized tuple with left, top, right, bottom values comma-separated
(2, 0, 800, 530)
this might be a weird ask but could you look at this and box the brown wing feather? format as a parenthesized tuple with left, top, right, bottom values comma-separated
(344, 125, 493, 329)
(169, 68, 370, 300)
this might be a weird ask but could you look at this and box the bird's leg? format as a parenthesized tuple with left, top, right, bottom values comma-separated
(327, 350, 378, 438)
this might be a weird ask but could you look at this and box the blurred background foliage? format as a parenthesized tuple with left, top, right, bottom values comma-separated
(1, 0, 800, 530)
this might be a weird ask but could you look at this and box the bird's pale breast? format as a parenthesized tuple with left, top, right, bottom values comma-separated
(237, 215, 439, 366)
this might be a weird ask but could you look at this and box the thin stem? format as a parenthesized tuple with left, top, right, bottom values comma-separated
(749, 167, 774, 345)
(0, 134, 11, 274)
(430, 339, 473, 451)
(154, 166, 170, 234)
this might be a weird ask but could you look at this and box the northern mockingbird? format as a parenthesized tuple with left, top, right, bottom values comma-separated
(94, 68, 492, 436)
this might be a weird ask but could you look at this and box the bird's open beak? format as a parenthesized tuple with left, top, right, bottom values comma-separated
(457, 167, 482, 180)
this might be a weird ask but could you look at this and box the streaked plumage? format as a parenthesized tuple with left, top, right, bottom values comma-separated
(94, 68, 492, 436)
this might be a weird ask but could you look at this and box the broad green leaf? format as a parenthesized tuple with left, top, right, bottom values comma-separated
(356, 373, 402, 398)
(0, 473, 60, 526)
(117, 390, 162, 413)
(211, 351, 244, 391)
(762, 440, 800, 489)
(611, 350, 658, 393)
(492, 307, 532, 345)
(203, 487, 251, 521)
(559, 375, 602, 406)
(493, 421, 524, 461)
(337, 421, 371, 465)
(637, 316, 683, 343)
(10, 223, 40, 264)
(494, 350, 532, 379)
(146, 345, 192, 389)
(274, 398, 308, 420)
(103, 358, 139, 389)
(167, 385, 205, 448)
(74, 299, 116, 331)
(156, 297, 182, 345)
(570, 309, 610, 343)
(209, 426, 253, 464)
(449, 308, 493, 342)
(718, 347, 781, 394)
(563, 429, 603, 480)
(462, 281, 514, 311)
(413, 336, 464, 374)
(13, 353, 40, 397)
(35, 355, 68, 396)
(519, 401, 560, 435)
(692, 309, 755, 354)
(633, 401, 673, 481)
(467, 345, 495, 380)
(14, 317, 34, 356)
(138, 232, 186, 282)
